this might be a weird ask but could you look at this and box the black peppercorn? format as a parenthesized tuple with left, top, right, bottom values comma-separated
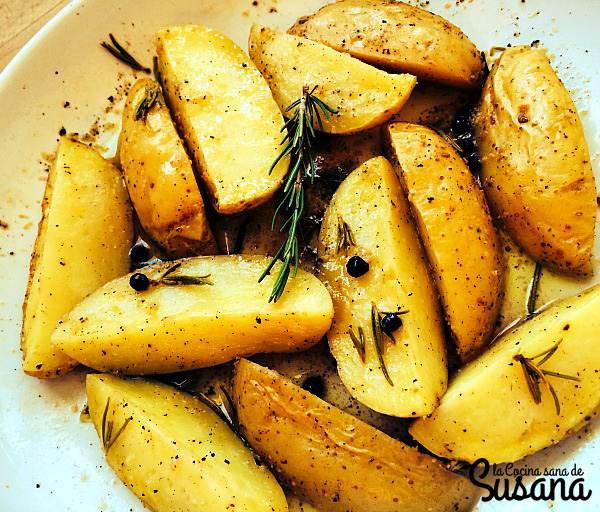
(346, 256, 369, 277)
(451, 105, 473, 134)
(302, 375, 325, 397)
(130, 272, 150, 291)
(129, 242, 152, 264)
(381, 313, 402, 334)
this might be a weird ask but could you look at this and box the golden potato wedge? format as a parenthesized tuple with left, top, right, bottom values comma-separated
(410, 284, 600, 463)
(156, 25, 288, 214)
(288, 0, 485, 90)
(318, 156, 447, 416)
(52, 255, 333, 374)
(249, 24, 416, 135)
(120, 78, 216, 258)
(473, 46, 597, 274)
(390, 83, 474, 127)
(21, 138, 133, 378)
(384, 122, 503, 361)
(287, 496, 320, 512)
(86, 374, 288, 511)
(233, 359, 478, 512)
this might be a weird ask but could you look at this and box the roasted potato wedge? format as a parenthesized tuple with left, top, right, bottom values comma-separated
(287, 496, 319, 512)
(384, 122, 503, 361)
(249, 24, 416, 135)
(473, 46, 597, 274)
(233, 359, 478, 512)
(52, 255, 333, 374)
(390, 83, 474, 127)
(288, 0, 485, 90)
(86, 374, 288, 511)
(156, 25, 289, 214)
(318, 156, 447, 416)
(119, 78, 216, 258)
(21, 138, 133, 378)
(410, 284, 600, 463)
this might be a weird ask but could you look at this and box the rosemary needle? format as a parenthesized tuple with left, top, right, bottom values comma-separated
(101, 34, 151, 73)
(259, 85, 338, 302)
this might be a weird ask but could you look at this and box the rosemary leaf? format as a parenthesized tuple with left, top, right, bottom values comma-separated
(135, 83, 159, 123)
(105, 416, 131, 454)
(336, 215, 356, 254)
(371, 303, 393, 386)
(101, 397, 110, 448)
(547, 384, 561, 416)
(161, 275, 214, 286)
(526, 263, 543, 318)
(348, 326, 366, 363)
(101, 34, 151, 73)
(541, 370, 581, 382)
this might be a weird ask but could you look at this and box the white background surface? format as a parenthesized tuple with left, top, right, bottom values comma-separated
(0, 0, 598, 510)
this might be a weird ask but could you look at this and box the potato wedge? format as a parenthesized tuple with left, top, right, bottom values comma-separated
(21, 138, 133, 378)
(473, 46, 597, 274)
(390, 83, 473, 127)
(156, 25, 288, 214)
(249, 24, 416, 135)
(287, 496, 320, 512)
(52, 255, 333, 374)
(233, 359, 478, 512)
(318, 156, 447, 416)
(410, 284, 600, 463)
(86, 374, 287, 511)
(384, 123, 503, 361)
(288, 0, 484, 90)
(120, 78, 216, 258)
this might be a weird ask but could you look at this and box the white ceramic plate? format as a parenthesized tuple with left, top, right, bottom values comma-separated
(0, 0, 598, 510)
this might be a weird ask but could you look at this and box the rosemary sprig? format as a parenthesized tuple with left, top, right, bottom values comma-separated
(135, 83, 159, 123)
(513, 339, 580, 415)
(155, 262, 214, 287)
(100, 397, 131, 454)
(526, 262, 543, 319)
(336, 215, 356, 254)
(259, 85, 338, 302)
(348, 326, 366, 363)
(101, 34, 151, 73)
(371, 303, 394, 386)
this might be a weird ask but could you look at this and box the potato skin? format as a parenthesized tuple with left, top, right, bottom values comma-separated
(384, 122, 503, 362)
(156, 25, 289, 214)
(288, 0, 484, 90)
(52, 255, 333, 374)
(249, 24, 416, 135)
(233, 359, 478, 512)
(21, 138, 133, 378)
(120, 79, 215, 258)
(473, 46, 596, 274)
(318, 157, 447, 417)
(86, 374, 288, 512)
(410, 284, 600, 463)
